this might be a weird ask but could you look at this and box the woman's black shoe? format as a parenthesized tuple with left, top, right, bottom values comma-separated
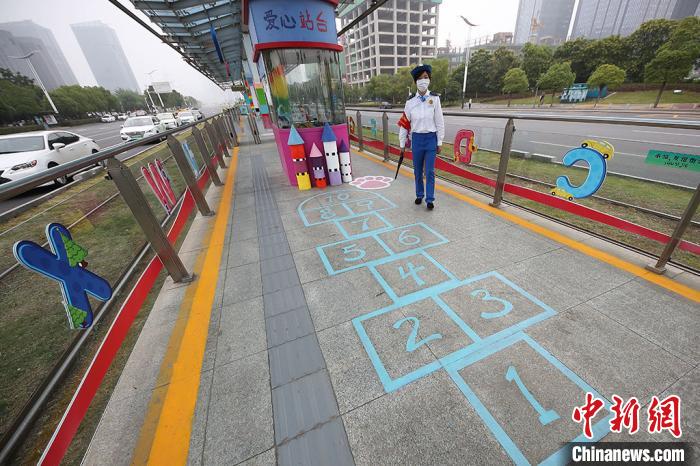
(427, 202, 434, 210)
(415, 198, 422, 205)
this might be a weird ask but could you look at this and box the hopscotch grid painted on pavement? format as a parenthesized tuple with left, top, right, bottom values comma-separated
(296, 188, 613, 465)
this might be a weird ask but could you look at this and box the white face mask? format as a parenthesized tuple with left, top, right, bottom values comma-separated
(416, 78, 430, 92)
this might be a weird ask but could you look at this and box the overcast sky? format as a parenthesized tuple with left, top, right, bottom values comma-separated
(2, 0, 530, 103)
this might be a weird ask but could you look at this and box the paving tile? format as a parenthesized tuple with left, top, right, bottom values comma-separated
(661, 365, 700, 458)
(258, 231, 287, 248)
(216, 297, 267, 367)
(260, 253, 296, 276)
(277, 418, 354, 466)
(186, 369, 213, 466)
(226, 237, 260, 269)
(222, 262, 262, 306)
(237, 448, 276, 466)
(269, 333, 326, 387)
(317, 321, 386, 414)
(203, 351, 274, 465)
(272, 369, 339, 444)
(342, 371, 509, 466)
(265, 305, 315, 348)
(259, 241, 292, 260)
(264, 285, 308, 318)
(262, 267, 301, 294)
(528, 303, 692, 402)
(292, 248, 328, 284)
(588, 279, 700, 365)
(286, 223, 343, 253)
(304, 267, 393, 331)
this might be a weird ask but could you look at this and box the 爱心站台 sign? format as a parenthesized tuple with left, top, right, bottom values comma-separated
(645, 150, 700, 172)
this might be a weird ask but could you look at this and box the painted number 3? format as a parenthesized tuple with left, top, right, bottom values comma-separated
(470, 289, 513, 319)
(393, 316, 442, 352)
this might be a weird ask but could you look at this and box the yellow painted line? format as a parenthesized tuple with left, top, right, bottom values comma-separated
(354, 149, 700, 303)
(134, 147, 239, 465)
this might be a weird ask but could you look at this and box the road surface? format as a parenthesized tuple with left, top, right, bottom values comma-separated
(350, 108, 700, 188)
(0, 120, 157, 215)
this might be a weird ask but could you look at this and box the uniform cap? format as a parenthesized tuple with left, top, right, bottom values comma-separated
(411, 64, 432, 81)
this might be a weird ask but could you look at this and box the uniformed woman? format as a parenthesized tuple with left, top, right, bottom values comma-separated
(398, 64, 445, 210)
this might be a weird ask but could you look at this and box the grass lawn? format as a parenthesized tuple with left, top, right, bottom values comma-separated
(356, 127, 699, 270)
(476, 90, 700, 107)
(0, 125, 215, 462)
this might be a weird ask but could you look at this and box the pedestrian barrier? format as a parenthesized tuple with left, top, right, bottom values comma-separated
(0, 109, 241, 464)
(347, 107, 700, 274)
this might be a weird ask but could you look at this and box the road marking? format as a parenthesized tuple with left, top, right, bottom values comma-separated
(354, 148, 700, 303)
(633, 129, 700, 137)
(134, 147, 238, 465)
(529, 141, 645, 158)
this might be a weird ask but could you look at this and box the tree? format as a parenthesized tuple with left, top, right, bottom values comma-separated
(537, 62, 575, 106)
(425, 58, 449, 97)
(587, 64, 626, 107)
(581, 36, 632, 80)
(645, 48, 696, 107)
(446, 63, 465, 103)
(115, 88, 145, 111)
(627, 19, 677, 81)
(490, 47, 521, 93)
(465, 49, 492, 97)
(0, 69, 48, 124)
(502, 68, 529, 106)
(521, 43, 553, 88)
(553, 38, 592, 82)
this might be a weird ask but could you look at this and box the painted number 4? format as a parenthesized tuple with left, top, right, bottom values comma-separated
(393, 317, 442, 352)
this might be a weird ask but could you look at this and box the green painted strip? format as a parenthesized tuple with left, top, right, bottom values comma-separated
(645, 150, 700, 172)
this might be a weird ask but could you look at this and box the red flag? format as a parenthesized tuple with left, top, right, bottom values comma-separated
(397, 112, 411, 131)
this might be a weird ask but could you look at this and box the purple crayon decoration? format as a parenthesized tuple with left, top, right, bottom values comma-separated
(309, 143, 327, 188)
(338, 139, 353, 183)
(288, 125, 311, 190)
(321, 123, 342, 186)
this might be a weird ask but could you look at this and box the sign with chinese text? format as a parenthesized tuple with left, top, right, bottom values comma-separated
(249, 0, 338, 47)
(646, 150, 700, 172)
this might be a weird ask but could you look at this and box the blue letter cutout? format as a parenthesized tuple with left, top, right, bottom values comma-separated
(555, 147, 607, 199)
(13, 223, 113, 329)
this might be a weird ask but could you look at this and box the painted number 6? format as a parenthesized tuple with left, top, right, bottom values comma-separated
(470, 289, 513, 319)
(393, 316, 442, 352)
(398, 229, 421, 246)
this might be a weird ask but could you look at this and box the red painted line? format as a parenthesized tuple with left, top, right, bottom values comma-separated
(39, 174, 205, 464)
(253, 41, 343, 61)
(353, 139, 700, 255)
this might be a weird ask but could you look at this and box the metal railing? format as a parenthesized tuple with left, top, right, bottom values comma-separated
(348, 107, 700, 274)
(0, 108, 242, 464)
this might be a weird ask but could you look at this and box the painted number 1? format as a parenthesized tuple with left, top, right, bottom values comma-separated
(506, 366, 560, 426)
(471, 289, 513, 319)
(393, 316, 442, 352)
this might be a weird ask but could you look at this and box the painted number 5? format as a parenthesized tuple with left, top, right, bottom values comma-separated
(471, 289, 513, 319)
(341, 243, 366, 262)
(393, 316, 442, 352)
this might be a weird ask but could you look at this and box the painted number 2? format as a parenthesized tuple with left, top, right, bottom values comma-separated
(393, 316, 442, 352)
(506, 365, 560, 426)
(471, 289, 513, 319)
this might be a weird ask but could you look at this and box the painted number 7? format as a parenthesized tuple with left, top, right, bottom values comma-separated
(341, 243, 365, 262)
(506, 365, 560, 426)
(393, 316, 442, 352)
(471, 289, 513, 319)
(350, 217, 370, 232)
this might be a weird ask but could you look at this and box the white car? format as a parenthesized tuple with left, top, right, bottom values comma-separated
(101, 114, 116, 123)
(177, 111, 196, 125)
(0, 131, 100, 186)
(156, 112, 178, 130)
(120, 116, 165, 141)
(117, 113, 128, 120)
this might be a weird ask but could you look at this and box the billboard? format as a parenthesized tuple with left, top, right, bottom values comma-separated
(151, 81, 172, 93)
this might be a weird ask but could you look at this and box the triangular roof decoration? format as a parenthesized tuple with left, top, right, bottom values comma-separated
(309, 143, 323, 157)
(287, 125, 304, 145)
(338, 139, 349, 153)
(321, 123, 336, 142)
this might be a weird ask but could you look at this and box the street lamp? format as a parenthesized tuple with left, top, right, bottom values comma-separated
(10, 51, 58, 114)
(460, 16, 477, 109)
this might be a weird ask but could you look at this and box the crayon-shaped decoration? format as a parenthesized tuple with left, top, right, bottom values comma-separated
(288, 125, 311, 190)
(309, 143, 327, 188)
(322, 123, 342, 186)
(338, 139, 353, 183)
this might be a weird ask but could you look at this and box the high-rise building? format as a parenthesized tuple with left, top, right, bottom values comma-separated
(71, 21, 140, 92)
(0, 20, 78, 90)
(514, 0, 576, 45)
(571, 0, 699, 39)
(338, 0, 441, 86)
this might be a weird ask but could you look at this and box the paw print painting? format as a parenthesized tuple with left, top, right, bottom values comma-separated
(350, 175, 393, 190)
